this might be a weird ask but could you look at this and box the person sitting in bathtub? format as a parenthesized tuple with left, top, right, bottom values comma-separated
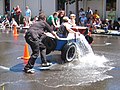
(56, 16, 77, 38)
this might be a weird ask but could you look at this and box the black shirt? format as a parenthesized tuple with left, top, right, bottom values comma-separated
(27, 20, 53, 40)
(57, 24, 69, 38)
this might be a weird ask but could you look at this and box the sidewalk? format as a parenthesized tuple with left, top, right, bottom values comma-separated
(93, 29, 120, 36)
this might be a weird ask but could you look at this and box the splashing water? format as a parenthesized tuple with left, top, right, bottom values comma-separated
(0, 34, 114, 88)
(36, 34, 114, 88)
(73, 34, 113, 70)
(76, 34, 94, 56)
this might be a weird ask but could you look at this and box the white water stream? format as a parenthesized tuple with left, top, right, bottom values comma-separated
(38, 34, 114, 87)
(0, 33, 114, 88)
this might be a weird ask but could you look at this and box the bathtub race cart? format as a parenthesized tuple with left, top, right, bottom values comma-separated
(43, 26, 93, 63)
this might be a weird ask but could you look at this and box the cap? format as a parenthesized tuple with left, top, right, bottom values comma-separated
(70, 14, 76, 17)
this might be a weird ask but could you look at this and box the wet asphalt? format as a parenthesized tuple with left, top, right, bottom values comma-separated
(0, 30, 120, 90)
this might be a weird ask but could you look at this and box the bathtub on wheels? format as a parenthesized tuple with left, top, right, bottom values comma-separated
(43, 26, 93, 62)
(43, 33, 78, 62)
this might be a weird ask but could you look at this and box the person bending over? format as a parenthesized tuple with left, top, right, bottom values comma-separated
(24, 13, 58, 74)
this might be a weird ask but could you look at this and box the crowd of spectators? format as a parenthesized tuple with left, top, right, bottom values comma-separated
(45, 7, 120, 34)
(0, 6, 120, 34)
(0, 5, 31, 29)
(79, 7, 120, 33)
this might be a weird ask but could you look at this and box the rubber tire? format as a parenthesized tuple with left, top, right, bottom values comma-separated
(42, 37, 56, 54)
(61, 43, 77, 62)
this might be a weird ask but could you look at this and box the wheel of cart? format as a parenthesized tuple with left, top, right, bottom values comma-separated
(61, 42, 77, 62)
(42, 36, 56, 54)
(42, 35, 77, 62)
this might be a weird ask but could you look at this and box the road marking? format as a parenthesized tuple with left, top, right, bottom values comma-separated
(105, 43, 111, 45)
(0, 66, 10, 70)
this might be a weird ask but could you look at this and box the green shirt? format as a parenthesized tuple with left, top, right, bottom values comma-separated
(47, 15, 54, 26)
(47, 15, 58, 26)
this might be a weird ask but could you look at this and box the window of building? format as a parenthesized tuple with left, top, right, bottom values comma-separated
(5, 0, 10, 13)
(106, 0, 116, 11)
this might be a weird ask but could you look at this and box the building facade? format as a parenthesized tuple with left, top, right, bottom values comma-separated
(68, 0, 119, 20)
(0, 0, 120, 20)
(0, 0, 57, 17)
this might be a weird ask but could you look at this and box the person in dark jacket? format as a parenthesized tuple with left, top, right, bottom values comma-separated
(24, 13, 58, 74)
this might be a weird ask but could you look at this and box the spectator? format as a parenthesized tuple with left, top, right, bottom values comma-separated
(25, 6, 31, 26)
(15, 5, 22, 26)
(86, 7, 93, 19)
(113, 20, 120, 30)
(11, 18, 18, 27)
(23, 17, 27, 27)
(58, 10, 65, 25)
(47, 12, 59, 30)
(107, 8, 116, 24)
(11, 7, 16, 19)
(102, 19, 109, 33)
(93, 10, 100, 19)
(79, 13, 87, 26)
(86, 16, 94, 33)
(69, 14, 76, 27)
(32, 16, 38, 24)
(2, 17, 10, 28)
(92, 18, 102, 32)
(79, 8, 85, 19)
(68, 11, 73, 18)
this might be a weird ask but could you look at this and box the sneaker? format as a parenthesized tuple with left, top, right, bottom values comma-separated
(41, 62, 52, 67)
(24, 69, 35, 74)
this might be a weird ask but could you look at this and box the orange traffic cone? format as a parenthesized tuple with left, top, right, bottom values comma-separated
(13, 25, 19, 36)
(21, 43, 30, 60)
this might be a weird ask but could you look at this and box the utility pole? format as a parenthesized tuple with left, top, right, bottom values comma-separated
(75, 0, 79, 25)
(66, 0, 69, 16)
(40, 0, 42, 10)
